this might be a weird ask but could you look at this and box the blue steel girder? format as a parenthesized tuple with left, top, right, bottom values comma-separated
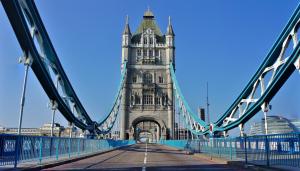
(169, 3, 300, 136)
(170, 64, 208, 135)
(1, 0, 98, 132)
(208, 4, 300, 134)
(96, 62, 127, 134)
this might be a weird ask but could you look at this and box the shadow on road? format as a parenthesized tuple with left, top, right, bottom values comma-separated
(43, 164, 242, 171)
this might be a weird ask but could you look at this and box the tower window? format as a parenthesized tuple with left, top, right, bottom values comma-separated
(143, 49, 147, 56)
(150, 37, 153, 44)
(144, 37, 148, 44)
(135, 95, 141, 104)
(159, 76, 163, 83)
(143, 73, 153, 83)
(149, 49, 153, 57)
(137, 49, 141, 57)
(131, 95, 134, 106)
(132, 75, 137, 83)
(155, 49, 160, 57)
(162, 94, 168, 106)
(155, 97, 161, 105)
(143, 95, 153, 105)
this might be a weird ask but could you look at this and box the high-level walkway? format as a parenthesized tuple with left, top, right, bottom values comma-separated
(43, 144, 242, 171)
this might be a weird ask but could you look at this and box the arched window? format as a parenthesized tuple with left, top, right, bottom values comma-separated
(155, 49, 160, 57)
(132, 73, 137, 83)
(135, 94, 141, 104)
(143, 72, 153, 83)
(159, 76, 163, 83)
(131, 95, 135, 106)
(155, 96, 161, 105)
(149, 49, 153, 57)
(143, 49, 147, 56)
(150, 37, 153, 44)
(143, 37, 148, 44)
(137, 49, 141, 57)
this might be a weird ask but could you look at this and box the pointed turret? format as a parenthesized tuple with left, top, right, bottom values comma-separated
(166, 16, 175, 36)
(122, 15, 131, 64)
(165, 16, 175, 68)
(123, 15, 131, 35)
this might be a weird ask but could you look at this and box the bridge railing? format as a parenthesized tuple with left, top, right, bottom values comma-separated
(160, 133, 300, 168)
(0, 134, 135, 168)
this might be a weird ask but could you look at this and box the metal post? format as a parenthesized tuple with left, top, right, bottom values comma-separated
(178, 111, 180, 140)
(77, 139, 80, 156)
(14, 136, 20, 168)
(39, 137, 43, 164)
(50, 100, 58, 137)
(244, 136, 248, 165)
(210, 137, 213, 160)
(262, 102, 269, 135)
(230, 138, 233, 160)
(206, 82, 210, 124)
(68, 138, 71, 158)
(69, 123, 73, 138)
(264, 111, 268, 135)
(18, 64, 30, 135)
(239, 124, 244, 137)
(56, 138, 59, 160)
(51, 105, 56, 137)
(265, 135, 270, 166)
(51, 77, 59, 137)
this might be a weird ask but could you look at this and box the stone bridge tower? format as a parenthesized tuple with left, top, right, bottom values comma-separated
(120, 9, 175, 140)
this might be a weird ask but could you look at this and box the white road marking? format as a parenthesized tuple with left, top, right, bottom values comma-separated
(142, 142, 148, 171)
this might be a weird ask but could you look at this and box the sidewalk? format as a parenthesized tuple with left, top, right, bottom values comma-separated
(0, 145, 131, 171)
(193, 152, 300, 171)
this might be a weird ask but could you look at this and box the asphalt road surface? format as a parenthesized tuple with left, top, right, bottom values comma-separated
(43, 143, 245, 171)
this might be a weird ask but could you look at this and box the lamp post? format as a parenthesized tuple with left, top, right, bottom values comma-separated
(18, 56, 32, 135)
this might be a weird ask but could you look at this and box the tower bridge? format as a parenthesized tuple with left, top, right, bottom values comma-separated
(1, 0, 300, 170)
(120, 9, 175, 141)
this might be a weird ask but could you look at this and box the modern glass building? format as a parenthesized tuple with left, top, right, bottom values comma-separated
(249, 115, 300, 135)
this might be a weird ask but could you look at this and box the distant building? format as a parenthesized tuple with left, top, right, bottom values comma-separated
(290, 119, 300, 132)
(249, 115, 300, 135)
(0, 123, 82, 138)
(40, 123, 64, 137)
(0, 127, 40, 136)
(0, 125, 5, 132)
(198, 108, 205, 121)
(174, 123, 192, 140)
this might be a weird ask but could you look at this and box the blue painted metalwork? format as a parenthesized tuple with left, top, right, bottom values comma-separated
(2, 0, 300, 139)
(160, 133, 300, 168)
(159, 140, 188, 150)
(210, 4, 300, 133)
(0, 134, 135, 167)
(1, 0, 127, 135)
(96, 61, 127, 134)
(169, 2, 300, 135)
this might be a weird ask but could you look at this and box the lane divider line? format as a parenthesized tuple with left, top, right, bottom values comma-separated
(142, 142, 148, 171)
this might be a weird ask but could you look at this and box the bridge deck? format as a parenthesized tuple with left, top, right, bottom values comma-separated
(43, 144, 242, 171)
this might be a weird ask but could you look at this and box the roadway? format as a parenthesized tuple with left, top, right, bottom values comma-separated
(43, 143, 245, 171)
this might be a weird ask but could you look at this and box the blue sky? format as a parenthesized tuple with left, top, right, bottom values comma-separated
(1, 0, 300, 134)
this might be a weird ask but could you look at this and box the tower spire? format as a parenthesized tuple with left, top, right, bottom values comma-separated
(166, 16, 175, 36)
(123, 15, 131, 35)
(126, 15, 129, 25)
